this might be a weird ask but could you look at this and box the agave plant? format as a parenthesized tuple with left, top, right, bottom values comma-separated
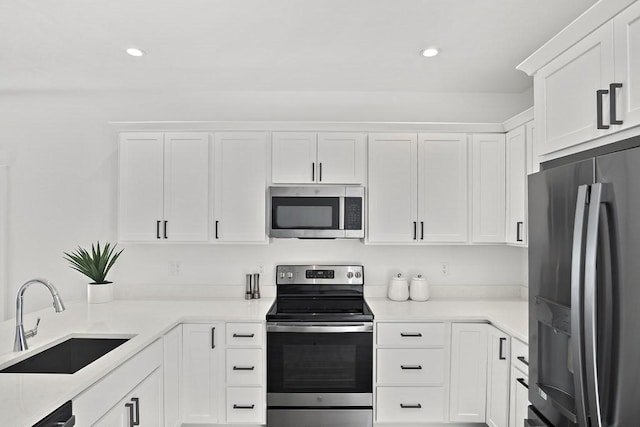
(64, 241, 124, 284)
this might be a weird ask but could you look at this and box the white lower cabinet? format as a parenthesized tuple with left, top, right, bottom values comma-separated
(449, 323, 488, 422)
(94, 368, 163, 427)
(375, 322, 448, 423)
(486, 326, 511, 427)
(73, 339, 164, 426)
(181, 322, 265, 425)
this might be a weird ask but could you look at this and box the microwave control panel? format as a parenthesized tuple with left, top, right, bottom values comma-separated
(344, 197, 363, 230)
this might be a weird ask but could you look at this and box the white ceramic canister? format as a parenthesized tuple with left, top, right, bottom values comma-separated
(409, 274, 430, 301)
(387, 273, 409, 301)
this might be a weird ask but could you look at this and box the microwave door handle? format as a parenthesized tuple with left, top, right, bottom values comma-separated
(339, 195, 345, 231)
(571, 184, 589, 427)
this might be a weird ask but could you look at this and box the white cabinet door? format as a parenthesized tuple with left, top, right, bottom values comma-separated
(417, 133, 468, 243)
(316, 132, 366, 184)
(535, 22, 615, 155)
(509, 368, 529, 427)
(94, 368, 162, 427)
(118, 132, 164, 241)
(164, 325, 182, 427)
(271, 132, 317, 184)
(506, 126, 527, 246)
(486, 326, 510, 427)
(472, 134, 506, 243)
(450, 323, 487, 423)
(367, 133, 418, 243)
(213, 132, 267, 242)
(164, 133, 210, 242)
(614, 1, 640, 130)
(182, 323, 222, 423)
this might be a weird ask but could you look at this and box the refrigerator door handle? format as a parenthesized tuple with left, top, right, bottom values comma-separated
(584, 183, 608, 427)
(570, 184, 590, 427)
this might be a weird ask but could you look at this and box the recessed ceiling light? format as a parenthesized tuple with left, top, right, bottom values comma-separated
(421, 48, 439, 58)
(126, 48, 145, 57)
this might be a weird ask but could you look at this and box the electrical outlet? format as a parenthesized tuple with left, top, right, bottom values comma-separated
(168, 261, 182, 276)
(440, 262, 450, 276)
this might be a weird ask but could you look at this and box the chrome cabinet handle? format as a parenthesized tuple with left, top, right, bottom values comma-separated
(233, 366, 255, 370)
(312, 162, 315, 181)
(400, 403, 422, 409)
(233, 404, 255, 409)
(131, 397, 140, 426)
(125, 402, 134, 427)
(420, 221, 424, 240)
(211, 327, 216, 349)
(319, 162, 323, 182)
(499, 337, 507, 360)
(400, 332, 422, 337)
(596, 89, 610, 129)
(413, 221, 417, 240)
(215, 220, 219, 239)
(400, 365, 423, 370)
(156, 220, 161, 239)
(610, 82, 623, 125)
(163, 220, 168, 239)
(232, 333, 255, 338)
(516, 377, 529, 389)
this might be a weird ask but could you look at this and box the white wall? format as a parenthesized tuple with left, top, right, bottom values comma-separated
(0, 90, 531, 318)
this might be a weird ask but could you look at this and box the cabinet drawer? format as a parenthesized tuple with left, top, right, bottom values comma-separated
(377, 323, 445, 347)
(226, 348, 263, 386)
(376, 387, 445, 423)
(226, 323, 263, 347)
(377, 349, 445, 385)
(511, 338, 529, 375)
(226, 387, 264, 423)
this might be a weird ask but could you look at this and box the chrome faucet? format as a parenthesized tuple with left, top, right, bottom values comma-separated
(14, 278, 66, 351)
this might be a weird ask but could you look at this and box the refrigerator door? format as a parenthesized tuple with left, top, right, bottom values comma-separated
(593, 147, 640, 427)
(528, 159, 594, 426)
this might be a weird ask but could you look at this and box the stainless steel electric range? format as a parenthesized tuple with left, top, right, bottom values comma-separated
(266, 265, 374, 427)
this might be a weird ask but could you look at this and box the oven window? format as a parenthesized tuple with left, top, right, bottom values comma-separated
(267, 331, 372, 393)
(272, 197, 339, 229)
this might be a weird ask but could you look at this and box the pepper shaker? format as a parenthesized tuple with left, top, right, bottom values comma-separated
(252, 273, 260, 299)
(245, 274, 253, 300)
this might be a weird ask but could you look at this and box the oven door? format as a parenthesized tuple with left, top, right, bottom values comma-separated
(267, 322, 373, 407)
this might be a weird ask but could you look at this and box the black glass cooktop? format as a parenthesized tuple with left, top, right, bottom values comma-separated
(266, 297, 374, 322)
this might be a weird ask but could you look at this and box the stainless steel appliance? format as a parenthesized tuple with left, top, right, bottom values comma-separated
(528, 138, 640, 426)
(266, 265, 373, 427)
(33, 400, 75, 427)
(268, 186, 364, 239)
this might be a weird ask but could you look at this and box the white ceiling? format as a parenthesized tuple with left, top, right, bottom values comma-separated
(1, 0, 596, 93)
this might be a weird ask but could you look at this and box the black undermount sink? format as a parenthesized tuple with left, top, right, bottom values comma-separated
(0, 337, 130, 374)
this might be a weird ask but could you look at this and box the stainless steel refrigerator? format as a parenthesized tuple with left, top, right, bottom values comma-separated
(528, 140, 640, 427)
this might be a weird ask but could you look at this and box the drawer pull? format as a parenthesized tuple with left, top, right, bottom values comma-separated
(233, 333, 255, 338)
(233, 366, 255, 371)
(233, 404, 255, 409)
(400, 332, 422, 337)
(400, 403, 422, 409)
(517, 356, 529, 366)
(400, 365, 423, 370)
(517, 377, 529, 389)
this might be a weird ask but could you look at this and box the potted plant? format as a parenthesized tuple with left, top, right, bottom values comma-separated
(64, 241, 124, 304)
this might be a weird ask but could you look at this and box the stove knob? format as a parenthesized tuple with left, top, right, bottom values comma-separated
(279, 272, 286, 279)
(355, 271, 362, 279)
(346, 272, 354, 279)
(287, 272, 294, 279)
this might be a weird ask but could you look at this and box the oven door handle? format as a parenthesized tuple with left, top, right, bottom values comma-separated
(267, 323, 373, 333)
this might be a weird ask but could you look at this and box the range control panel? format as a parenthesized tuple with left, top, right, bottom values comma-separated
(276, 265, 364, 285)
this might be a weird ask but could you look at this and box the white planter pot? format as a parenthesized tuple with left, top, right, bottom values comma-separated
(87, 282, 114, 304)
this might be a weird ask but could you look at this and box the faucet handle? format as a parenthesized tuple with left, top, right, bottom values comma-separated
(24, 317, 40, 339)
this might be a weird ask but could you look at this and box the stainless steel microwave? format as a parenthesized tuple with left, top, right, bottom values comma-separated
(268, 186, 365, 239)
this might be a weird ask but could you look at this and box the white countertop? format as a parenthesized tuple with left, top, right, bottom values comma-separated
(0, 297, 527, 426)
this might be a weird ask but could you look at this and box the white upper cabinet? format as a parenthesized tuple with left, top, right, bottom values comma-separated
(614, 1, 640, 130)
(368, 133, 468, 244)
(417, 134, 468, 243)
(213, 132, 268, 243)
(535, 22, 615, 156)
(367, 133, 418, 243)
(119, 132, 209, 242)
(472, 134, 506, 243)
(271, 132, 365, 184)
(271, 132, 317, 184)
(505, 126, 527, 246)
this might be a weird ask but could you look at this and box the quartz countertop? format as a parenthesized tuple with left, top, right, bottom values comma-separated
(0, 297, 527, 426)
